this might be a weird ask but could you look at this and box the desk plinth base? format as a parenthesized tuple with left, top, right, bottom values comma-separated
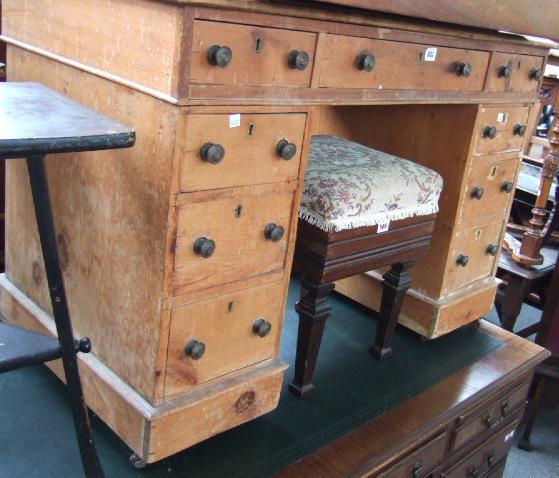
(0, 274, 286, 463)
(336, 273, 498, 339)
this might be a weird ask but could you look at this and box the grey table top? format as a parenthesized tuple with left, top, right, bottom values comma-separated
(0, 82, 135, 158)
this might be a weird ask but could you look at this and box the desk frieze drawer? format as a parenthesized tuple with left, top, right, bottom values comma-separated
(474, 106, 530, 155)
(164, 281, 283, 399)
(180, 113, 306, 191)
(485, 52, 545, 93)
(315, 34, 490, 91)
(190, 20, 316, 87)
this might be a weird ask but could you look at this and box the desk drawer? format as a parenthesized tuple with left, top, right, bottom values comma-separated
(485, 52, 545, 93)
(164, 281, 283, 398)
(316, 34, 489, 90)
(459, 155, 519, 224)
(173, 188, 294, 295)
(474, 106, 530, 155)
(180, 113, 306, 191)
(444, 220, 504, 294)
(190, 21, 316, 87)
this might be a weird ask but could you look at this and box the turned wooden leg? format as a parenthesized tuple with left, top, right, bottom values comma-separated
(370, 260, 414, 360)
(289, 279, 335, 398)
(499, 276, 532, 332)
(518, 373, 546, 451)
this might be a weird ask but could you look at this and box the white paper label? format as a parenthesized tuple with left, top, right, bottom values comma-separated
(377, 221, 390, 233)
(229, 114, 241, 128)
(425, 47, 438, 61)
(497, 112, 508, 124)
(505, 430, 515, 442)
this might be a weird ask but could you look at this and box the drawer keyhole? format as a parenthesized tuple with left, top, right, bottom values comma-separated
(248, 123, 255, 137)
(490, 166, 497, 178)
(235, 204, 243, 217)
(255, 37, 263, 53)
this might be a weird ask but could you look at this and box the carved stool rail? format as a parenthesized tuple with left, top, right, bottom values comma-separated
(290, 135, 443, 397)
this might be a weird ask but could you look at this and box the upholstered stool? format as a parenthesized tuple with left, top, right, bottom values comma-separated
(290, 135, 443, 398)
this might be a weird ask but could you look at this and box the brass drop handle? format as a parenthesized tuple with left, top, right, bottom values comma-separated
(483, 413, 499, 429)
(264, 223, 285, 242)
(193, 237, 216, 258)
(207, 45, 233, 68)
(486, 244, 498, 256)
(498, 64, 513, 79)
(471, 186, 485, 200)
(457, 62, 473, 77)
(501, 181, 514, 193)
(530, 67, 543, 81)
(412, 461, 423, 478)
(483, 126, 497, 139)
(457, 254, 469, 267)
(288, 50, 310, 71)
(487, 452, 496, 467)
(184, 339, 206, 360)
(252, 318, 272, 337)
(501, 400, 510, 416)
(513, 124, 527, 136)
(276, 139, 297, 160)
(356, 52, 376, 71)
(200, 142, 225, 164)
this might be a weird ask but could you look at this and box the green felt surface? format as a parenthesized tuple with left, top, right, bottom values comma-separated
(0, 279, 503, 478)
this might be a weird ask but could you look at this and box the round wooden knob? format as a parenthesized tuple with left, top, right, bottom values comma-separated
(483, 126, 497, 139)
(356, 52, 376, 72)
(207, 45, 232, 68)
(276, 139, 297, 160)
(501, 181, 514, 193)
(486, 244, 498, 256)
(498, 64, 513, 79)
(530, 68, 543, 81)
(200, 142, 225, 164)
(264, 223, 285, 242)
(184, 339, 206, 360)
(193, 237, 216, 258)
(513, 124, 527, 136)
(252, 319, 272, 337)
(470, 186, 484, 200)
(456, 254, 469, 267)
(456, 62, 473, 77)
(288, 50, 310, 71)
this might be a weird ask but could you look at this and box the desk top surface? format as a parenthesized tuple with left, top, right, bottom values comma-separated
(0, 82, 135, 158)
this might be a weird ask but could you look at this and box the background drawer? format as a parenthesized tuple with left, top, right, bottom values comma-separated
(316, 34, 489, 90)
(173, 188, 294, 295)
(180, 113, 306, 191)
(190, 21, 316, 87)
(485, 52, 545, 93)
(164, 281, 283, 398)
(459, 155, 519, 224)
(444, 220, 504, 294)
(474, 106, 530, 155)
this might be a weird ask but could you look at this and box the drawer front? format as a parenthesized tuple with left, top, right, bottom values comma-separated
(316, 34, 490, 90)
(173, 189, 294, 295)
(180, 113, 306, 192)
(377, 431, 447, 478)
(451, 380, 530, 452)
(442, 420, 519, 478)
(165, 282, 283, 398)
(474, 106, 530, 155)
(485, 52, 545, 93)
(444, 220, 504, 293)
(190, 21, 316, 87)
(459, 155, 519, 224)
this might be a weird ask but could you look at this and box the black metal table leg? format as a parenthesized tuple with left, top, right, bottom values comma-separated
(26, 155, 105, 478)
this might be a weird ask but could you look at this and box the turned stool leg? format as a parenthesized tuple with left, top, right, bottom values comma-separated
(370, 260, 414, 360)
(289, 279, 335, 398)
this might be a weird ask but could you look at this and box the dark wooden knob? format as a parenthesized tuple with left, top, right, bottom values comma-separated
(486, 243, 498, 256)
(356, 52, 376, 72)
(456, 62, 473, 77)
(200, 142, 225, 164)
(193, 237, 216, 258)
(288, 50, 310, 71)
(184, 339, 205, 360)
(513, 124, 527, 136)
(498, 64, 513, 79)
(207, 45, 232, 68)
(470, 186, 484, 200)
(264, 223, 284, 242)
(501, 181, 514, 193)
(456, 254, 469, 267)
(276, 139, 297, 160)
(530, 67, 543, 81)
(483, 126, 497, 139)
(252, 318, 272, 337)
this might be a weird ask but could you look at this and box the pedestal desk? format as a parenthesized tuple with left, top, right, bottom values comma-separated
(0, 0, 552, 465)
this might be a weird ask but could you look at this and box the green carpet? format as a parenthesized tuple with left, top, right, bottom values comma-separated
(0, 278, 503, 478)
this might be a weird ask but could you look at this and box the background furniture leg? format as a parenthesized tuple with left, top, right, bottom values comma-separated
(499, 276, 532, 332)
(518, 373, 546, 451)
